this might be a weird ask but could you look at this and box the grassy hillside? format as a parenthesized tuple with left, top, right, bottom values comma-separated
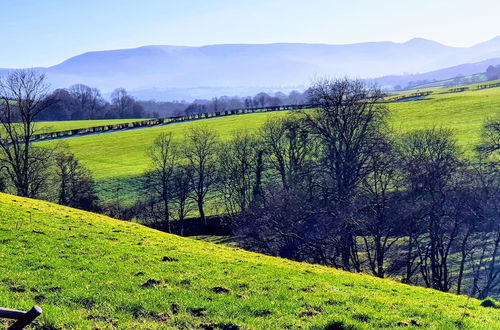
(0, 192, 499, 329)
(41, 112, 289, 181)
(34, 87, 500, 203)
(40, 88, 500, 179)
(389, 87, 500, 148)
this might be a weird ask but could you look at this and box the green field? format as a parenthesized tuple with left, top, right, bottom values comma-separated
(34, 87, 500, 203)
(389, 87, 500, 148)
(42, 112, 289, 181)
(1, 193, 499, 329)
(42, 87, 500, 181)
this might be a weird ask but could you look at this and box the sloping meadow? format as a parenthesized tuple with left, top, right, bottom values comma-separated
(0, 193, 499, 329)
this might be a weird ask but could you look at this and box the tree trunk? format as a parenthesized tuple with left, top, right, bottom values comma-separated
(198, 199, 206, 225)
(375, 235, 385, 278)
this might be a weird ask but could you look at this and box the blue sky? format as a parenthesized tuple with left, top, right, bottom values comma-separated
(1, 0, 499, 68)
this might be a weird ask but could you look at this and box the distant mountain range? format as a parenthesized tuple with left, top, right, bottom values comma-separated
(2, 37, 500, 100)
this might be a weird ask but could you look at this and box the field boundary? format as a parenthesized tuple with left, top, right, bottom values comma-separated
(32, 104, 313, 142)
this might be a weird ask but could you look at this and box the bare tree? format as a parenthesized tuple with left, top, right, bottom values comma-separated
(217, 131, 258, 216)
(211, 97, 228, 112)
(254, 92, 270, 108)
(244, 97, 254, 108)
(68, 84, 102, 120)
(88, 88, 102, 119)
(111, 88, 134, 118)
(68, 84, 91, 119)
(399, 128, 462, 292)
(0, 69, 54, 197)
(466, 160, 500, 298)
(235, 187, 332, 263)
(261, 116, 316, 191)
(358, 137, 403, 278)
(147, 132, 177, 232)
(184, 126, 219, 224)
(303, 78, 388, 270)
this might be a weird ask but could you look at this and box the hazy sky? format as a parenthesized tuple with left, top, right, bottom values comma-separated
(1, 0, 499, 68)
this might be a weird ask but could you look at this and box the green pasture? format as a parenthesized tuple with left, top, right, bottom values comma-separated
(34, 86, 500, 203)
(389, 87, 500, 148)
(41, 112, 289, 181)
(1, 193, 498, 329)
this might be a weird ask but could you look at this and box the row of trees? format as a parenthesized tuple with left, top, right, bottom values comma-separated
(39, 85, 153, 121)
(395, 65, 500, 92)
(38, 83, 308, 121)
(2, 71, 308, 123)
(397, 74, 485, 91)
(184, 90, 308, 115)
(143, 78, 500, 299)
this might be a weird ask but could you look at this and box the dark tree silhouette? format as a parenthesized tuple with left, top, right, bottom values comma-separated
(183, 126, 219, 224)
(303, 78, 388, 271)
(147, 132, 178, 232)
(0, 69, 54, 197)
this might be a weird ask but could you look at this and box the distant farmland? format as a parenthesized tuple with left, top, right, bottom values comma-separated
(37, 85, 500, 202)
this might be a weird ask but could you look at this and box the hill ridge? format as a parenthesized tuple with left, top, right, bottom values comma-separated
(3, 37, 500, 100)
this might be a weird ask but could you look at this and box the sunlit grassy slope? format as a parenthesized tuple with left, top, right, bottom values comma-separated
(0, 192, 499, 329)
(389, 87, 500, 148)
(36, 87, 500, 202)
(41, 112, 289, 181)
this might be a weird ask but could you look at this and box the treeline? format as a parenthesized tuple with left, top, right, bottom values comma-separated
(38, 83, 308, 121)
(395, 79, 437, 90)
(184, 90, 308, 115)
(36, 83, 195, 121)
(39, 85, 155, 121)
(395, 64, 500, 91)
(397, 75, 485, 91)
(137, 78, 500, 299)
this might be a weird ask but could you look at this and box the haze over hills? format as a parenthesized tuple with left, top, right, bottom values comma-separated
(3, 36, 500, 100)
(373, 56, 500, 88)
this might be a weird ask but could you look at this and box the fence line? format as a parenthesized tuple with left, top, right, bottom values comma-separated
(32, 104, 313, 142)
(387, 91, 433, 102)
(475, 82, 500, 90)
